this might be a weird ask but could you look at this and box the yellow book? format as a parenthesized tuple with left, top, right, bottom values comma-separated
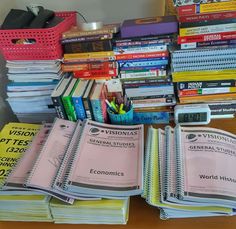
(64, 51, 115, 60)
(0, 122, 41, 187)
(172, 69, 236, 82)
(200, 0, 236, 13)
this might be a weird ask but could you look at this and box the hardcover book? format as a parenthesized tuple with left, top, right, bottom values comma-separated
(120, 15, 178, 38)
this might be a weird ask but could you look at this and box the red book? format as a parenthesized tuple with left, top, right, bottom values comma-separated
(178, 11, 236, 23)
(73, 68, 118, 78)
(178, 31, 236, 44)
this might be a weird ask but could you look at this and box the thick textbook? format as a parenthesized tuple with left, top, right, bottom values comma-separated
(64, 120, 144, 197)
(0, 122, 41, 189)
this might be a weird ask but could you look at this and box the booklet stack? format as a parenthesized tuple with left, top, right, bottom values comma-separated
(5, 60, 65, 123)
(143, 124, 236, 219)
(50, 198, 129, 224)
(0, 118, 144, 224)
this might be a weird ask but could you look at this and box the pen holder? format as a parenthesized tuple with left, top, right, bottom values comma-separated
(107, 106, 134, 125)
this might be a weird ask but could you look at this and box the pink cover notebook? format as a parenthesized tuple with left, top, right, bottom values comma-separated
(65, 120, 144, 197)
(26, 118, 76, 203)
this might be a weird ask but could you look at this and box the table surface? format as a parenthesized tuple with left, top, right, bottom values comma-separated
(0, 118, 236, 229)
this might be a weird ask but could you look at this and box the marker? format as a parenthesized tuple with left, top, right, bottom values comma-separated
(119, 103, 126, 115)
(105, 99, 118, 113)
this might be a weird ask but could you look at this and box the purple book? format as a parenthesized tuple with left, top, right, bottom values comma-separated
(121, 15, 178, 38)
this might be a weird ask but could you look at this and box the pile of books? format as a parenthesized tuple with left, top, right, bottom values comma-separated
(171, 0, 236, 118)
(51, 77, 109, 123)
(5, 60, 63, 123)
(0, 118, 144, 223)
(61, 24, 119, 80)
(143, 125, 236, 219)
(113, 15, 178, 124)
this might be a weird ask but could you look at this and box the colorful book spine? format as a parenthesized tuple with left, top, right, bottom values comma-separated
(64, 51, 115, 60)
(61, 33, 113, 44)
(73, 69, 118, 79)
(72, 95, 87, 121)
(177, 1, 236, 16)
(115, 51, 169, 60)
(119, 58, 168, 68)
(115, 38, 171, 47)
(120, 69, 167, 79)
(178, 11, 236, 23)
(51, 95, 68, 120)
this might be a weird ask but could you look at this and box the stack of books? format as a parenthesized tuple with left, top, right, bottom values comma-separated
(61, 24, 119, 80)
(114, 15, 178, 124)
(171, 0, 236, 118)
(5, 60, 63, 123)
(51, 77, 109, 123)
(0, 118, 144, 223)
(143, 125, 236, 219)
(0, 122, 52, 222)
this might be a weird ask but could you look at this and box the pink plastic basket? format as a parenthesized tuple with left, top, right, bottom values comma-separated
(0, 11, 77, 60)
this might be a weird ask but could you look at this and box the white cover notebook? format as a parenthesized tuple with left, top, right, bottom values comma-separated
(175, 125, 236, 208)
(25, 118, 76, 203)
(64, 120, 144, 198)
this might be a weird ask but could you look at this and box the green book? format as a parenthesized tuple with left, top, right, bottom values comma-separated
(62, 78, 80, 121)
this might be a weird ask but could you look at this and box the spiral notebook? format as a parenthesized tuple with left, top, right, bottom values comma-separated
(25, 118, 76, 203)
(4, 123, 52, 191)
(63, 119, 144, 198)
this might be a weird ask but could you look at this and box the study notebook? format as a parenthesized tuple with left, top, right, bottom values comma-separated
(63, 119, 144, 198)
(175, 125, 236, 208)
(25, 118, 76, 203)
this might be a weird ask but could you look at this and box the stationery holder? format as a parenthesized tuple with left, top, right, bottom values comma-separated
(107, 106, 134, 125)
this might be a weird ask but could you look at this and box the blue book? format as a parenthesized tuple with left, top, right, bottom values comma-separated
(72, 80, 90, 120)
(133, 111, 170, 124)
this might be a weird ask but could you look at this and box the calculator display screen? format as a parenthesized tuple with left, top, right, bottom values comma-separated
(178, 112, 207, 123)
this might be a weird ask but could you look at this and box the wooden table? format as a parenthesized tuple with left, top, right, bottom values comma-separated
(0, 118, 236, 229)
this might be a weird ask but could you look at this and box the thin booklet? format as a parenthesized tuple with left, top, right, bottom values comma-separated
(64, 120, 144, 198)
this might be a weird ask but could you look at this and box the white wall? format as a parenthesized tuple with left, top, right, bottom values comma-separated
(15, 0, 165, 24)
(0, 0, 16, 23)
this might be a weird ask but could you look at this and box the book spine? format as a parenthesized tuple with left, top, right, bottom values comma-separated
(179, 23, 236, 37)
(72, 96, 87, 120)
(115, 51, 169, 60)
(119, 59, 168, 68)
(114, 44, 167, 54)
(178, 87, 236, 97)
(179, 18, 236, 28)
(63, 57, 115, 63)
(62, 96, 77, 122)
(120, 65, 166, 71)
(133, 111, 170, 124)
(64, 51, 115, 60)
(180, 39, 236, 49)
(73, 69, 118, 78)
(209, 103, 236, 115)
(61, 33, 113, 44)
(178, 31, 236, 44)
(173, 0, 227, 6)
(128, 94, 175, 100)
(177, 1, 236, 16)
(178, 11, 236, 23)
(90, 99, 104, 123)
(63, 40, 113, 54)
(120, 69, 167, 79)
(62, 62, 116, 72)
(123, 81, 171, 89)
(115, 38, 171, 47)
(51, 96, 68, 119)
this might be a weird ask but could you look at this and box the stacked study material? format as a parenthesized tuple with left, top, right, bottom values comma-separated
(114, 15, 178, 124)
(50, 198, 129, 224)
(0, 118, 143, 223)
(51, 78, 109, 123)
(143, 125, 236, 219)
(0, 122, 52, 222)
(171, 0, 236, 118)
(61, 24, 119, 80)
(5, 60, 63, 123)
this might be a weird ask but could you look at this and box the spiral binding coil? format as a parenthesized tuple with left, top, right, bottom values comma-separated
(52, 120, 83, 190)
(25, 118, 58, 187)
(175, 125, 185, 200)
(62, 119, 87, 191)
(172, 47, 236, 58)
